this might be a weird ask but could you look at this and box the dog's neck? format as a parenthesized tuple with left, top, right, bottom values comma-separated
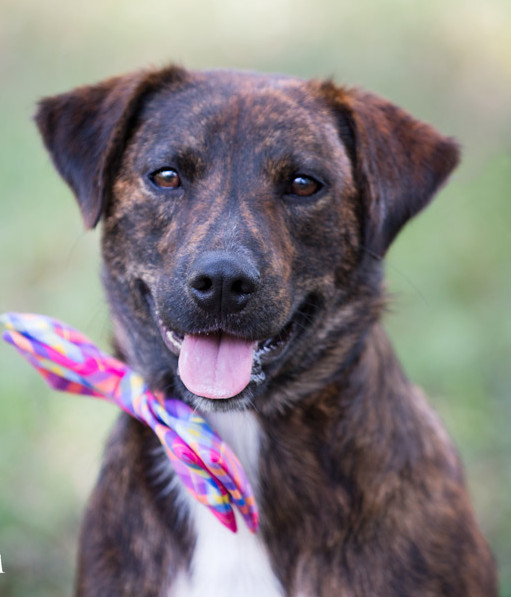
(270, 323, 426, 483)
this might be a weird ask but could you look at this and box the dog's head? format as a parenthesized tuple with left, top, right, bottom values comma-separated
(35, 66, 459, 413)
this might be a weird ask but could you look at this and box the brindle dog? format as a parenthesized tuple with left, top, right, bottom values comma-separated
(35, 66, 497, 596)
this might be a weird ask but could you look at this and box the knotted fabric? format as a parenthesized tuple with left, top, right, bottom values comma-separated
(1, 312, 259, 534)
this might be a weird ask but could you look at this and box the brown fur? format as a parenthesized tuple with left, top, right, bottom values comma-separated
(35, 65, 497, 596)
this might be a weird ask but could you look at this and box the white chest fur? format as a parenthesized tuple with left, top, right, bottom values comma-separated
(169, 411, 283, 597)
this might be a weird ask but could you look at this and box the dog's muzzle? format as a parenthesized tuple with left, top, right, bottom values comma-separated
(176, 251, 261, 399)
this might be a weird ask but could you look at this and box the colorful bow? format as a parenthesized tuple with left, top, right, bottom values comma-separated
(1, 312, 259, 534)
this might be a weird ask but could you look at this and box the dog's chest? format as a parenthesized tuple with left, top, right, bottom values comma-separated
(169, 411, 283, 597)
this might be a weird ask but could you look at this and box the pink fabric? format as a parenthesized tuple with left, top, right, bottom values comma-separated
(1, 312, 259, 534)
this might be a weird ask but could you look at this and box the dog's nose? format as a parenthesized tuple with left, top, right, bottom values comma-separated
(188, 251, 260, 315)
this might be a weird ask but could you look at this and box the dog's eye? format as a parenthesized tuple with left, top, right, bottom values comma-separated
(149, 168, 181, 189)
(287, 175, 322, 197)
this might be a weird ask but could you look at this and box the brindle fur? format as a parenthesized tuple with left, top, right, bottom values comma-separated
(35, 66, 498, 596)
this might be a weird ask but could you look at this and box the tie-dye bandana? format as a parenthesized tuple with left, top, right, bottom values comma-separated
(1, 312, 259, 534)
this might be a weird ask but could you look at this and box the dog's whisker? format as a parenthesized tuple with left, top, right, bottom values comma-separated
(361, 245, 384, 262)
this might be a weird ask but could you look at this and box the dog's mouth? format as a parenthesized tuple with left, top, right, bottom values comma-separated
(156, 314, 296, 400)
(138, 280, 308, 401)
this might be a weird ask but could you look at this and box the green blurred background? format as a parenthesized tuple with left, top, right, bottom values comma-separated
(0, 0, 509, 594)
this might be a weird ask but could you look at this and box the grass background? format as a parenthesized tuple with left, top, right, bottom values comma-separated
(0, 0, 510, 594)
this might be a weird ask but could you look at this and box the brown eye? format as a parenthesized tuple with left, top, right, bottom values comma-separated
(150, 168, 181, 189)
(288, 175, 322, 197)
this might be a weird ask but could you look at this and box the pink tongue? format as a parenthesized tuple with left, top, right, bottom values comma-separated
(178, 333, 256, 399)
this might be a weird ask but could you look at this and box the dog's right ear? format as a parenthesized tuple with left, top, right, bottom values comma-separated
(35, 66, 187, 229)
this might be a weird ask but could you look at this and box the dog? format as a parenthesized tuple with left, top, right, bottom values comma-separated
(35, 65, 497, 596)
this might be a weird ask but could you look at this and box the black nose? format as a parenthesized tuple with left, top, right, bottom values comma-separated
(188, 251, 260, 316)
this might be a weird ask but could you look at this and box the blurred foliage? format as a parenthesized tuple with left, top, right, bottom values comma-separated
(0, 0, 510, 595)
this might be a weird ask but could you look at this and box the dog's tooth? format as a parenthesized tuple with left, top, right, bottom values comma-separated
(165, 330, 182, 353)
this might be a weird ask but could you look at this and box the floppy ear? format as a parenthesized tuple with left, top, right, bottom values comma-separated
(35, 66, 187, 228)
(320, 83, 460, 256)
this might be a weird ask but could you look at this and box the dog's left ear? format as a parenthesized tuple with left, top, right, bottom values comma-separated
(35, 66, 187, 228)
(319, 83, 460, 256)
